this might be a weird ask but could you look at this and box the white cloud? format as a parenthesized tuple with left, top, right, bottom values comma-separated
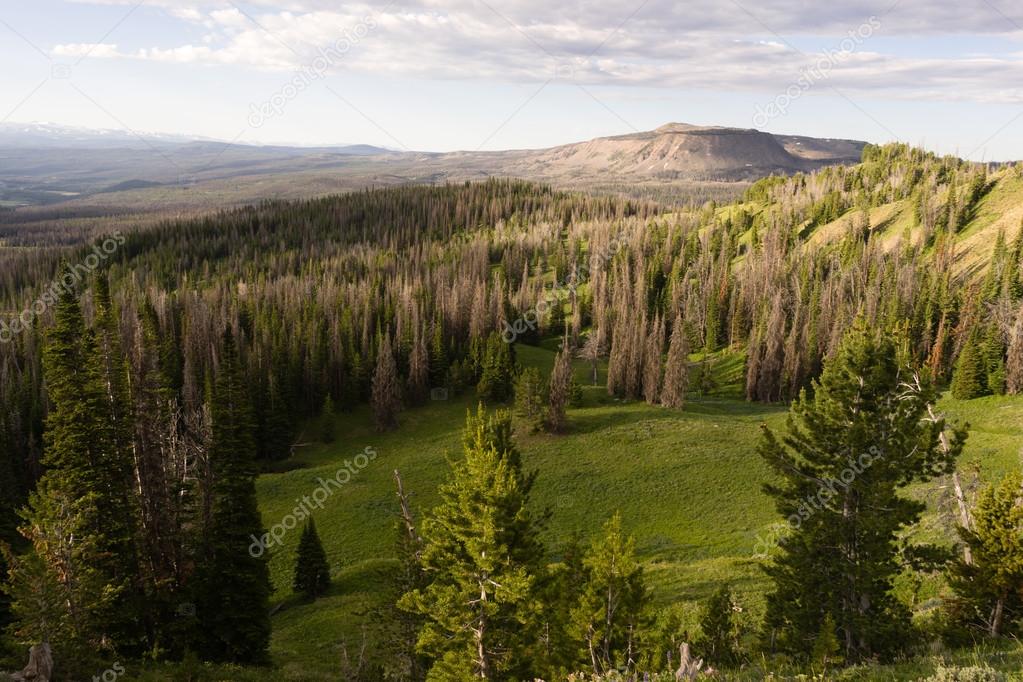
(52, 42, 121, 58)
(52, 1, 1023, 103)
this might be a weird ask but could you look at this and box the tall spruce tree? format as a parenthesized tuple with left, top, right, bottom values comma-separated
(293, 518, 331, 600)
(697, 585, 739, 667)
(514, 366, 547, 433)
(319, 394, 336, 443)
(981, 322, 1007, 395)
(91, 274, 146, 652)
(4, 284, 137, 673)
(570, 512, 647, 676)
(759, 321, 964, 662)
(951, 331, 988, 400)
(948, 472, 1023, 637)
(477, 332, 516, 403)
(399, 405, 545, 680)
(196, 328, 271, 664)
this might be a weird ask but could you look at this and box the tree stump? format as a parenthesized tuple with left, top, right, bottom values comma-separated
(10, 642, 53, 682)
(675, 642, 703, 681)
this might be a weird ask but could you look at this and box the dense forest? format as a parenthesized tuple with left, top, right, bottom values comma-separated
(1, 143, 1023, 679)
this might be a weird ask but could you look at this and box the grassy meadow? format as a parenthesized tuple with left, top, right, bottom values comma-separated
(200, 342, 1023, 680)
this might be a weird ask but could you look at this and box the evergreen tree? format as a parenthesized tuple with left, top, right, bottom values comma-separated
(697, 585, 738, 667)
(319, 394, 336, 443)
(514, 366, 547, 433)
(951, 331, 988, 400)
(809, 613, 842, 670)
(536, 532, 588, 678)
(372, 332, 402, 432)
(571, 512, 647, 676)
(428, 321, 448, 389)
(477, 332, 516, 403)
(399, 406, 545, 680)
(948, 472, 1023, 637)
(196, 328, 272, 664)
(3, 284, 139, 673)
(981, 322, 1007, 395)
(759, 321, 963, 663)
(293, 519, 331, 600)
(407, 325, 430, 406)
(661, 314, 690, 409)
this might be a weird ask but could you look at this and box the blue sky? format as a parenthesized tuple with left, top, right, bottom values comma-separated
(2, 0, 1022, 158)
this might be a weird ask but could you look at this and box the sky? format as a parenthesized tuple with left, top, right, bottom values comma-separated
(1, 0, 1022, 158)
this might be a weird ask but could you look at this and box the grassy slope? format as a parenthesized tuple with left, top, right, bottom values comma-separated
(238, 343, 1023, 679)
(805, 169, 1023, 272)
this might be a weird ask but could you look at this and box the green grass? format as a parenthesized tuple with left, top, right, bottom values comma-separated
(241, 344, 1023, 679)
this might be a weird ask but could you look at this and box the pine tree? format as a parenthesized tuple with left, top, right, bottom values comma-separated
(951, 331, 989, 400)
(477, 332, 516, 403)
(981, 322, 1007, 395)
(371, 332, 402, 432)
(571, 512, 647, 676)
(4, 284, 138, 673)
(546, 340, 573, 433)
(398, 405, 545, 680)
(319, 394, 336, 443)
(428, 321, 448, 389)
(196, 328, 272, 664)
(293, 519, 331, 600)
(661, 314, 689, 409)
(948, 471, 1023, 637)
(407, 325, 430, 406)
(697, 585, 738, 667)
(810, 613, 842, 670)
(537, 532, 588, 678)
(759, 321, 964, 663)
(514, 366, 547, 433)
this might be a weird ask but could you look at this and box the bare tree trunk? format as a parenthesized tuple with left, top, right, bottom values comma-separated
(927, 403, 973, 565)
(952, 470, 973, 565)
(991, 595, 1006, 637)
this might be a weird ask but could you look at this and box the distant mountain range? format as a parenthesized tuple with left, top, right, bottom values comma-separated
(0, 122, 865, 213)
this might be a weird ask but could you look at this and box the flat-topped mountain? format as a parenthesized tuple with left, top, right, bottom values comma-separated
(493, 122, 865, 181)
